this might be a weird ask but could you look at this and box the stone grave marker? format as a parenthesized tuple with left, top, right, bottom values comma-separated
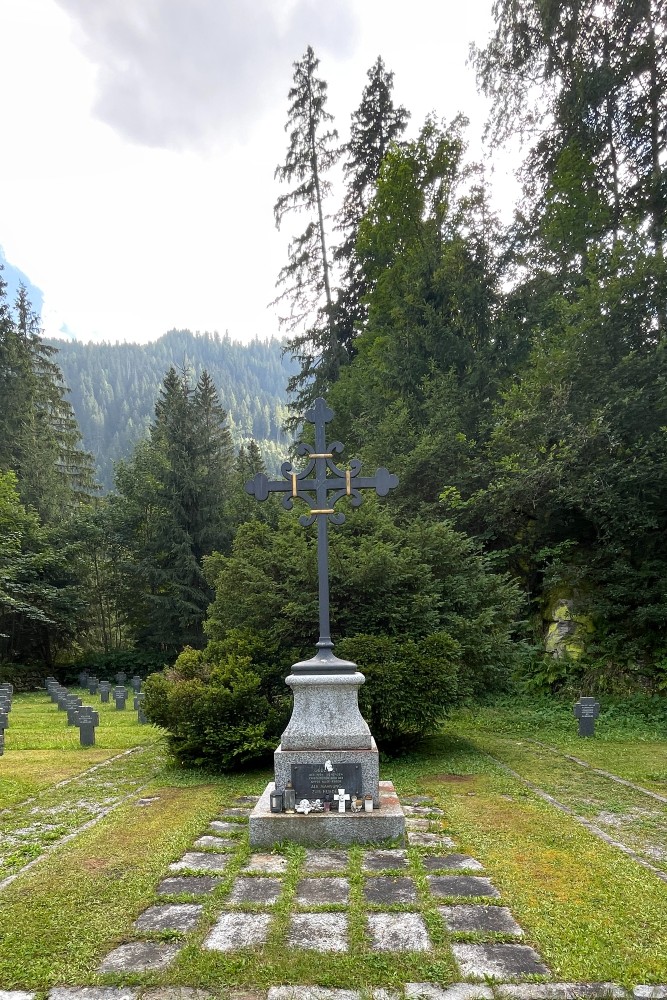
(0, 730, 4, 756)
(0, 682, 13, 697)
(99, 680, 112, 703)
(76, 705, 99, 746)
(113, 685, 128, 710)
(78, 670, 89, 687)
(45, 675, 58, 689)
(134, 691, 147, 723)
(130, 675, 142, 692)
(574, 696, 600, 737)
(66, 695, 83, 725)
(56, 690, 70, 711)
(115, 670, 128, 684)
(47, 681, 62, 703)
(87, 677, 99, 695)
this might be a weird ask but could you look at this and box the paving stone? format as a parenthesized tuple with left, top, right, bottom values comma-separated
(451, 942, 550, 978)
(422, 854, 484, 872)
(295, 877, 349, 905)
(367, 912, 431, 951)
(496, 987, 627, 999)
(228, 992, 268, 1000)
(193, 835, 236, 850)
(408, 832, 456, 848)
(364, 876, 418, 904)
(633, 991, 667, 1000)
(428, 876, 500, 898)
(268, 990, 359, 1000)
(134, 902, 203, 931)
(169, 851, 230, 873)
(235, 795, 260, 804)
(405, 985, 494, 1000)
(223, 807, 251, 817)
(302, 848, 349, 873)
(229, 876, 283, 904)
(243, 853, 289, 874)
(368, 992, 401, 1000)
(439, 905, 523, 935)
(97, 940, 183, 973)
(287, 913, 348, 952)
(141, 990, 212, 1000)
(204, 912, 272, 951)
(0, 993, 37, 1000)
(362, 849, 408, 871)
(209, 820, 244, 835)
(157, 875, 223, 895)
(49, 991, 139, 1000)
(406, 818, 433, 830)
(403, 796, 437, 805)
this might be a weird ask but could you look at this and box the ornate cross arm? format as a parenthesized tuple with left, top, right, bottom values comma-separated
(244, 397, 398, 673)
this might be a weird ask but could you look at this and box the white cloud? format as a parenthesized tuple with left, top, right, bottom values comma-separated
(54, 0, 357, 150)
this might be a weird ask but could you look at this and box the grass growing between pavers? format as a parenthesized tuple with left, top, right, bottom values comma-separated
(0, 780, 230, 990)
(0, 702, 665, 991)
(410, 732, 667, 985)
(0, 691, 168, 881)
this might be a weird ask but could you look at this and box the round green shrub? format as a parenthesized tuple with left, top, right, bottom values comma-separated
(338, 631, 460, 751)
(143, 644, 290, 770)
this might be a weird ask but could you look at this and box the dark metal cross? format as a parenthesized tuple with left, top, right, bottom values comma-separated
(245, 397, 398, 674)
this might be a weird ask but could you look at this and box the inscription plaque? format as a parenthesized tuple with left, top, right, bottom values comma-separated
(292, 763, 362, 801)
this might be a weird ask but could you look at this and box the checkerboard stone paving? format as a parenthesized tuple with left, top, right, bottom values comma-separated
(8, 794, 663, 999)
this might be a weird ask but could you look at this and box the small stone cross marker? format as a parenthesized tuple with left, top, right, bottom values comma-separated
(76, 706, 99, 746)
(113, 685, 128, 710)
(333, 788, 350, 813)
(574, 696, 600, 737)
(245, 397, 398, 674)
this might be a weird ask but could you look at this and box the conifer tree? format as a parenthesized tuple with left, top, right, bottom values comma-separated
(273, 46, 342, 412)
(113, 366, 235, 651)
(334, 57, 410, 360)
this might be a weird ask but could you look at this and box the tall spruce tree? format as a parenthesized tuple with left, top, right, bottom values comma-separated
(113, 366, 234, 651)
(273, 46, 342, 412)
(0, 275, 98, 664)
(334, 57, 410, 361)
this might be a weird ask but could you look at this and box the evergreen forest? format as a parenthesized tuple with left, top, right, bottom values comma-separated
(49, 331, 295, 490)
(2, 2, 666, 765)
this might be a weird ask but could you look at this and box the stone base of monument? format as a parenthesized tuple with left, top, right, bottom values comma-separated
(248, 780, 406, 848)
(273, 740, 380, 807)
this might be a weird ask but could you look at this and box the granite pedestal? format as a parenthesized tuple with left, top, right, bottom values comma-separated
(249, 780, 405, 848)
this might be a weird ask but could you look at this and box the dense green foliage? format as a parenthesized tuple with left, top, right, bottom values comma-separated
(142, 638, 290, 769)
(269, 30, 667, 697)
(49, 329, 295, 490)
(0, 278, 98, 667)
(339, 633, 459, 750)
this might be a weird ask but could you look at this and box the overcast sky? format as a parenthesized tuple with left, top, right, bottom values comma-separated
(1, 0, 518, 345)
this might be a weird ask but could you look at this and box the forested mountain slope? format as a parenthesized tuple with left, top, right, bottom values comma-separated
(48, 329, 295, 489)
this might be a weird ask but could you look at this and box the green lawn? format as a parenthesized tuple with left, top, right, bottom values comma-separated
(0, 693, 665, 990)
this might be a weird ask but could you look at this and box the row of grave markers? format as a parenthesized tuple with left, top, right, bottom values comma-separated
(79, 670, 143, 696)
(43, 677, 147, 747)
(0, 682, 14, 756)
